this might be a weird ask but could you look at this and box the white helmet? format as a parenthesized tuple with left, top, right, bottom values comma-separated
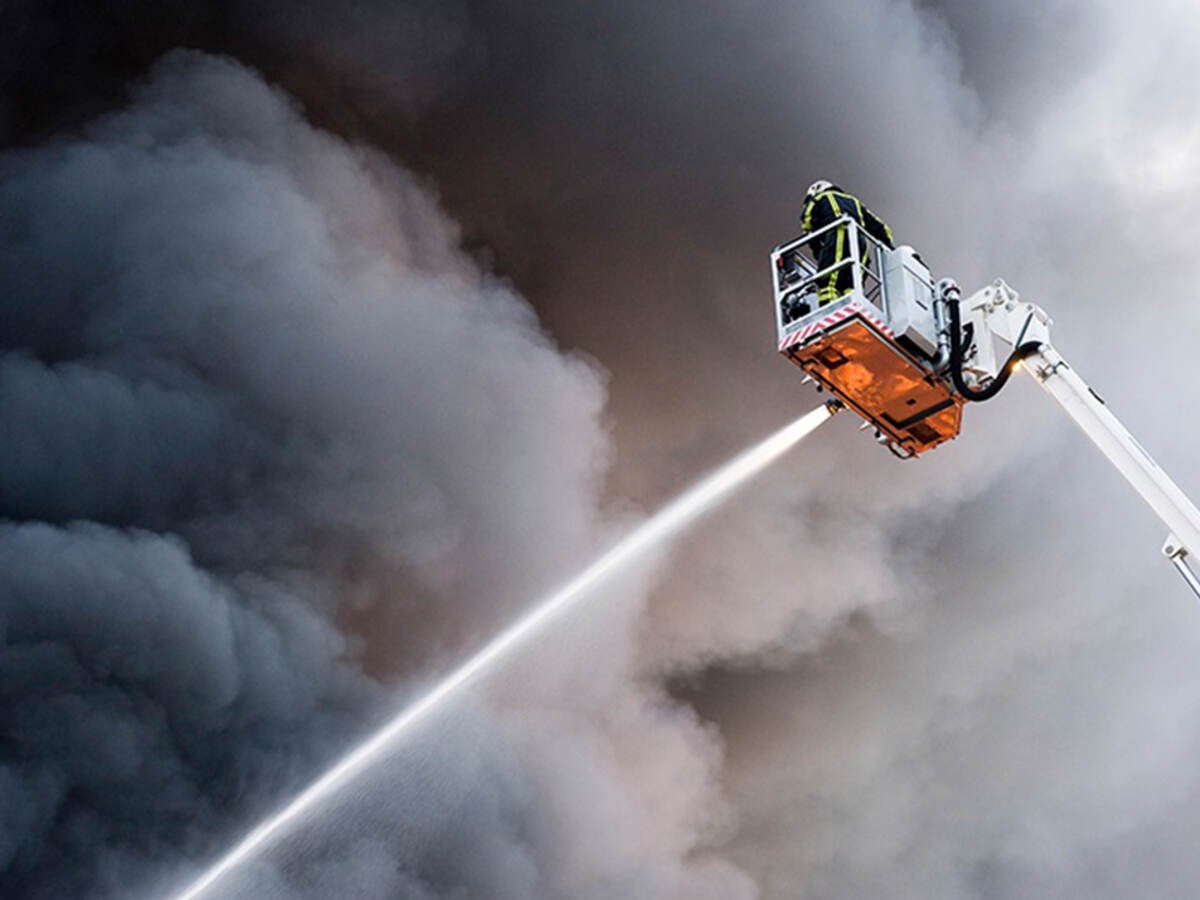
(806, 179, 834, 200)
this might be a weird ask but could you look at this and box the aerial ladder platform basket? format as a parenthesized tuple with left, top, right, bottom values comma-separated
(771, 217, 961, 457)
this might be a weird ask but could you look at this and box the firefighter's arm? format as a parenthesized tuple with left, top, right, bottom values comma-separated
(863, 207, 895, 248)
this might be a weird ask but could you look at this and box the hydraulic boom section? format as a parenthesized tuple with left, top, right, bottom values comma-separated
(959, 279, 1200, 602)
(770, 235, 1200, 601)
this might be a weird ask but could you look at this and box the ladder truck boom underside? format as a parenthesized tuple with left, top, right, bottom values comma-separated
(771, 225, 1200, 601)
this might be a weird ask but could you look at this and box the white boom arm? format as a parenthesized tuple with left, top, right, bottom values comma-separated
(960, 280, 1200, 602)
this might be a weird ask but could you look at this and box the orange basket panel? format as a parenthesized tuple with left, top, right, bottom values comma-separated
(785, 319, 962, 455)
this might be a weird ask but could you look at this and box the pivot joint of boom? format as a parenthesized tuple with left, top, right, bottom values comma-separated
(1164, 535, 1200, 602)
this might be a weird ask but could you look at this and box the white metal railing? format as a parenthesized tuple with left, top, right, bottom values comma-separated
(770, 216, 890, 336)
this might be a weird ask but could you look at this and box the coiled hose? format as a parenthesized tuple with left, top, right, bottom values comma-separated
(947, 293, 1043, 403)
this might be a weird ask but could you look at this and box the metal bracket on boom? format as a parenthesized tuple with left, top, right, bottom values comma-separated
(1163, 535, 1200, 603)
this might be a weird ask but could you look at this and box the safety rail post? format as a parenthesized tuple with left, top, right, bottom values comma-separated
(850, 220, 863, 301)
(873, 240, 888, 317)
(771, 249, 785, 337)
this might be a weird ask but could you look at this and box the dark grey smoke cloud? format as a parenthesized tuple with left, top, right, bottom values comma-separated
(0, 520, 371, 894)
(1, 51, 712, 899)
(5, 3, 1200, 899)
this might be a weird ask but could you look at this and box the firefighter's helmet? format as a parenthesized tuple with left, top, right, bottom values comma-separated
(805, 179, 834, 201)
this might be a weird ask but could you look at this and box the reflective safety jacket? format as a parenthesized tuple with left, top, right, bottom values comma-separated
(800, 188, 895, 256)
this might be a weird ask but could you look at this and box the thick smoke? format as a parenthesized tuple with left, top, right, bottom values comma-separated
(0, 52, 749, 899)
(5, 2, 1200, 899)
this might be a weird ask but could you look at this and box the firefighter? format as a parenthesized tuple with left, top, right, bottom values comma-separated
(800, 180, 895, 306)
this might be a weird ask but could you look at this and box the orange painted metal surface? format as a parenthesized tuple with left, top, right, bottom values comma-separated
(783, 318, 962, 455)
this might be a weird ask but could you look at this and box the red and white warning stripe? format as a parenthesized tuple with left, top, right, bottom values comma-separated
(778, 299, 894, 352)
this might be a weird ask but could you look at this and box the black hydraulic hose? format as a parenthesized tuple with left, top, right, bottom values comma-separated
(946, 294, 1043, 403)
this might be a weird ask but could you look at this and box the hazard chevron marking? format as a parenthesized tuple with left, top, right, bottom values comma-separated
(777, 300, 895, 353)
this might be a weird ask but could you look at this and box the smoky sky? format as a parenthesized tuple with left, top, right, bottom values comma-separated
(4, 2, 1200, 900)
